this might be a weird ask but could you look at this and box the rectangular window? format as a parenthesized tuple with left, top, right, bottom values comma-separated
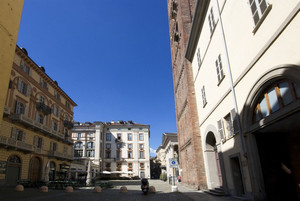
(128, 163, 133, 168)
(139, 144, 144, 150)
(20, 60, 30, 74)
(106, 143, 111, 149)
(50, 142, 57, 151)
(139, 151, 144, 159)
(128, 144, 132, 150)
(15, 101, 25, 114)
(224, 114, 234, 138)
(139, 133, 144, 141)
(77, 133, 81, 140)
(249, 0, 268, 25)
(117, 143, 122, 149)
(128, 151, 133, 158)
(106, 133, 111, 141)
(215, 54, 224, 84)
(201, 86, 207, 107)
(140, 163, 145, 169)
(86, 150, 95, 157)
(117, 133, 122, 140)
(116, 150, 121, 159)
(106, 150, 111, 158)
(54, 91, 61, 101)
(74, 150, 83, 157)
(53, 105, 60, 116)
(128, 133, 132, 141)
(197, 48, 201, 67)
(40, 78, 48, 90)
(208, 7, 215, 35)
(11, 128, 25, 141)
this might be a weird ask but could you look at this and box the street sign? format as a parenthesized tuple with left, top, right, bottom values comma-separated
(169, 158, 178, 168)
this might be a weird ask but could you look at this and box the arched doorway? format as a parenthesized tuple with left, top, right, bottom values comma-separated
(205, 132, 222, 188)
(242, 66, 300, 200)
(49, 162, 56, 181)
(6, 155, 21, 186)
(29, 157, 41, 183)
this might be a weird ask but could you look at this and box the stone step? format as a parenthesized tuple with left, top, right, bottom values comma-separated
(204, 187, 227, 196)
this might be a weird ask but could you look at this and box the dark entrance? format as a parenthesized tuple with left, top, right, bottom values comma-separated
(29, 157, 41, 183)
(49, 162, 56, 181)
(255, 112, 300, 201)
(6, 155, 21, 186)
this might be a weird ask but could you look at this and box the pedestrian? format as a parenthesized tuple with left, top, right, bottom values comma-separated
(177, 175, 181, 182)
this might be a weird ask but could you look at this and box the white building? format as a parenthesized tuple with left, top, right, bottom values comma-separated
(102, 121, 151, 179)
(183, 0, 300, 200)
(71, 122, 104, 179)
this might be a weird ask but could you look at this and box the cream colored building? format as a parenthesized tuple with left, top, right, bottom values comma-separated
(71, 122, 104, 179)
(184, 0, 300, 200)
(103, 121, 150, 178)
(0, 46, 77, 186)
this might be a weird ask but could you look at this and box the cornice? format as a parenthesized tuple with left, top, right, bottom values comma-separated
(185, 0, 211, 62)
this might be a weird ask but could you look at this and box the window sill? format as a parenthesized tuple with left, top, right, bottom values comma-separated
(252, 4, 272, 34)
(217, 75, 225, 86)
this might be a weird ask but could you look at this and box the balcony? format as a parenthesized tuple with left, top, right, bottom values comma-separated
(64, 120, 73, 129)
(11, 113, 67, 143)
(36, 102, 52, 115)
(0, 136, 33, 153)
(48, 150, 73, 161)
(3, 106, 10, 116)
(114, 158, 125, 162)
(64, 137, 73, 145)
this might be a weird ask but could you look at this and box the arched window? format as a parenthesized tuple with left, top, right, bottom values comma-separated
(254, 80, 300, 122)
(8, 155, 21, 164)
(86, 142, 94, 149)
(75, 142, 83, 148)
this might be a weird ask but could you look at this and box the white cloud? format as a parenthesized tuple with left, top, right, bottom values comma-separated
(149, 148, 156, 156)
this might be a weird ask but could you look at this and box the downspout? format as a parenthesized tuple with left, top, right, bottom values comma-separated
(215, 0, 247, 158)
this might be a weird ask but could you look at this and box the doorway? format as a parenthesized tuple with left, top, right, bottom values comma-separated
(29, 157, 41, 183)
(205, 132, 223, 188)
(230, 156, 245, 196)
(6, 155, 21, 186)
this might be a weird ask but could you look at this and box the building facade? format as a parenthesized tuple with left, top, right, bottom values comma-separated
(71, 122, 103, 179)
(71, 120, 151, 179)
(167, 0, 207, 189)
(0, 46, 77, 186)
(168, 0, 300, 200)
(0, 0, 23, 124)
(102, 121, 150, 179)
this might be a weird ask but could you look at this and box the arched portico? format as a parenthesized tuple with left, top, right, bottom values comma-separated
(241, 65, 300, 201)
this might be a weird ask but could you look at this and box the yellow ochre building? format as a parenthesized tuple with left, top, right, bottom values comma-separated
(0, 46, 77, 186)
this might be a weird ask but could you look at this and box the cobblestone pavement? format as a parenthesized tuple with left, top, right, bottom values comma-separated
(0, 180, 243, 201)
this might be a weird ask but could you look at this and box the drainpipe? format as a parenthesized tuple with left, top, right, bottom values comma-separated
(215, 0, 247, 158)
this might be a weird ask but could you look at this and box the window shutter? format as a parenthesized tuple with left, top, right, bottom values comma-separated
(41, 138, 44, 149)
(217, 119, 225, 140)
(26, 85, 31, 96)
(22, 131, 26, 142)
(11, 127, 17, 139)
(230, 109, 239, 134)
(50, 141, 53, 151)
(24, 105, 29, 116)
(34, 136, 38, 147)
(17, 78, 22, 92)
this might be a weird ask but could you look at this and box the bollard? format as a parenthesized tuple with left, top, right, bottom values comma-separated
(15, 184, 24, 192)
(94, 186, 102, 193)
(120, 186, 127, 193)
(40, 186, 48, 192)
(149, 186, 156, 193)
(65, 186, 74, 193)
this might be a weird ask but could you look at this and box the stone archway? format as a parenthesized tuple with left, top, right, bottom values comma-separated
(205, 132, 222, 189)
(29, 156, 41, 183)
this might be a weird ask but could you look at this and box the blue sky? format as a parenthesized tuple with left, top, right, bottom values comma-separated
(17, 0, 177, 155)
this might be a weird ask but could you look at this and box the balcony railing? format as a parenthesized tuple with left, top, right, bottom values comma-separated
(64, 120, 73, 129)
(36, 102, 52, 115)
(0, 136, 33, 153)
(11, 113, 69, 144)
(48, 150, 73, 160)
(4, 106, 10, 116)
